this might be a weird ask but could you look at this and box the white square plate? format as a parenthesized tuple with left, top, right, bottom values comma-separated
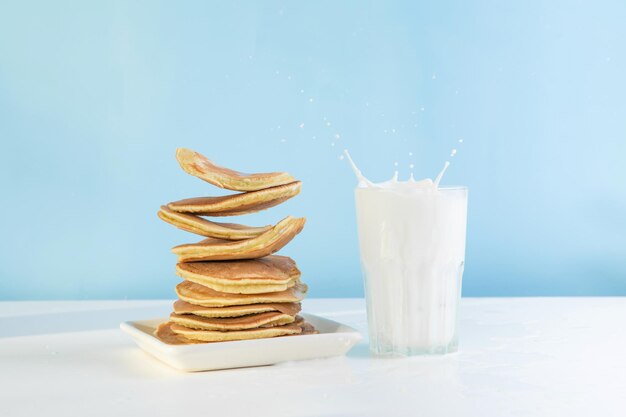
(120, 313, 362, 372)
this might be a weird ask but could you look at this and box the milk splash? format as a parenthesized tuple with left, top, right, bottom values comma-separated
(343, 149, 451, 190)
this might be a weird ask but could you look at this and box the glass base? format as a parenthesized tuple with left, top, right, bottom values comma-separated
(369, 341, 458, 357)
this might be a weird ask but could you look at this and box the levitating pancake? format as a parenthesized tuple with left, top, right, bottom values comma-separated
(157, 206, 270, 240)
(170, 321, 303, 342)
(176, 281, 307, 308)
(175, 255, 300, 294)
(175, 148, 296, 192)
(169, 311, 295, 331)
(172, 216, 306, 262)
(173, 300, 302, 318)
(167, 181, 301, 217)
(154, 321, 203, 345)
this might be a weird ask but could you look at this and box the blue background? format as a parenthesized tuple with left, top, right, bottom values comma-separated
(1, 0, 625, 300)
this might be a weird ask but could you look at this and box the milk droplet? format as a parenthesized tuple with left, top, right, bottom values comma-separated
(299, 123, 305, 129)
(458, 138, 464, 143)
(331, 142, 336, 147)
(309, 98, 314, 102)
(408, 152, 413, 157)
(287, 75, 292, 80)
(280, 139, 287, 143)
(450, 149, 457, 157)
(338, 154, 345, 160)
(394, 161, 399, 167)
(420, 106, 425, 111)
(391, 128, 396, 134)
(275, 70, 280, 75)
(334, 133, 340, 139)
(409, 163, 415, 169)
(248, 55, 253, 60)
(432, 74, 437, 80)
(326, 122, 331, 127)
(312, 136, 316, 140)
(277, 125, 281, 129)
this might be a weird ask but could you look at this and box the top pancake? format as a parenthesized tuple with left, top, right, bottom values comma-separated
(167, 181, 301, 217)
(176, 148, 296, 192)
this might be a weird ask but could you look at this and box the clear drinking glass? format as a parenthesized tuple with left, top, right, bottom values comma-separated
(355, 186, 468, 356)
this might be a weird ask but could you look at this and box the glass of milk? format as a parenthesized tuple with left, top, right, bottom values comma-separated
(353, 169, 468, 355)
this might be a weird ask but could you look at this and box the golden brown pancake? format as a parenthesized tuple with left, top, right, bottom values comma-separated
(167, 181, 301, 217)
(176, 148, 296, 192)
(298, 321, 318, 335)
(172, 216, 305, 262)
(157, 206, 270, 239)
(169, 311, 295, 331)
(175, 256, 300, 294)
(170, 321, 303, 342)
(155, 317, 316, 344)
(173, 300, 302, 318)
(176, 281, 307, 307)
(154, 321, 203, 345)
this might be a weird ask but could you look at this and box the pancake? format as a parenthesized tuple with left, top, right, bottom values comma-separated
(170, 321, 303, 342)
(173, 300, 302, 318)
(172, 216, 305, 262)
(176, 281, 307, 307)
(154, 321, 203, 345)
(167, 181, 301, 217)
(176, 148, 296, 192)
(177, 278, 296, 295)
(298, 321, 318, 335)
(169, 311, 295, 331)
(155, 317, 315, 345)
(158, 206, 270, 240)
(175, 256, 300, 294)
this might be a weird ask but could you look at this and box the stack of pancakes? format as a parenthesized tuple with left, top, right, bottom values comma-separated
(155, 148, 314, 344)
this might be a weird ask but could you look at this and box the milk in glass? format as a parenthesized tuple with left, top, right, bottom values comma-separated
(346, 151, 468, 355)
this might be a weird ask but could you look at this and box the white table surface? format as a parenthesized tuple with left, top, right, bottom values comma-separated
(1, 298, 625, 417)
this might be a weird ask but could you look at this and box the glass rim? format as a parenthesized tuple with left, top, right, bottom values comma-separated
(355, 185, 468, 192)
(438, 186, 468, 191)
